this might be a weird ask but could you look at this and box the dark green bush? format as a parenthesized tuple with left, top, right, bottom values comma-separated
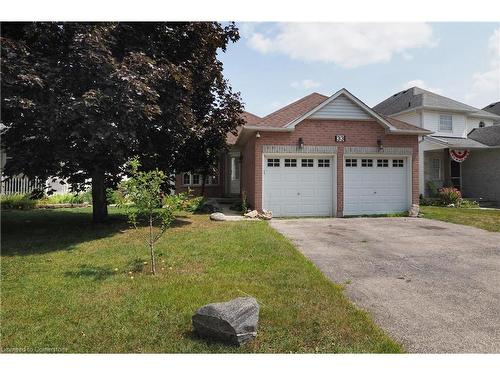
(1, 194, 37, 210)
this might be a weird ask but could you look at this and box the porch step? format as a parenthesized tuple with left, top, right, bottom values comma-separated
(213, 197, 241, 204)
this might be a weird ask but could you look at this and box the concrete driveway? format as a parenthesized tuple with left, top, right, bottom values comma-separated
(270, 217, 500, 353)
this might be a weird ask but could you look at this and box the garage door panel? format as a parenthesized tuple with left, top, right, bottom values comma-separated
(344, 157, 409, 215)
(264, 156, 334, 217)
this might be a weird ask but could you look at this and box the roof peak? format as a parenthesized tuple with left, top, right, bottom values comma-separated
(258, 92, 328, 123)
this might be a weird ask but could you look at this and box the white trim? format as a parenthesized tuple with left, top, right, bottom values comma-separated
(388, 106, 500, 121)
(243, 126, 293, 132)
(263, 145, 338, 154)
(284, 88, 398, 132)
(344, 146, 413, 155)
(181, 172, 219, 187)
(342, 154, 413, 215)
(262, 152, 337, 217)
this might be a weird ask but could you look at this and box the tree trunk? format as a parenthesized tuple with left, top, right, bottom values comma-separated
(91, 170, 108, 223)
(201, 173, 206, 196)
(149, 215, 156, 275)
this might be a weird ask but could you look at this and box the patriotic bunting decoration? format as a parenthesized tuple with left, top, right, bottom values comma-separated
(449, 149, 470, 163)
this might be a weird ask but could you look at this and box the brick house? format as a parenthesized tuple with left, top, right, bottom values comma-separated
(176, 88, 432, 217)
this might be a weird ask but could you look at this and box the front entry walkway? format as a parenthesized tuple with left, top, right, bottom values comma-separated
(270, 217, 500, 353)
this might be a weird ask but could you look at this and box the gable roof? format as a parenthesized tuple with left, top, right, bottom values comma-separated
(483, 102, 500, 116)
(226, 111, 261, 145)
(254, 93, 328, 128)
(234, 89, 432, 145)
(251, 89, 430, 134)
(468, 124, 500, 147)
(374, 87, 500, 120)
(285, 88, 403, 131)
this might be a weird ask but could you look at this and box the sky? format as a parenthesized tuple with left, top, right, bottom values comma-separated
(219, 22, 500, 117)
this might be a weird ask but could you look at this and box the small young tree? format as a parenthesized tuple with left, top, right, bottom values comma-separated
(121, 158, 184, 275)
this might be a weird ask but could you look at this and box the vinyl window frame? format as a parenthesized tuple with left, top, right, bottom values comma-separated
(439, 114, 453, 132)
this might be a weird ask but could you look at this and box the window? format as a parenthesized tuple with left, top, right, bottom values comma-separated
(377, 159, 389, 167)
(230, 157, 240, 180)
(318, 159, 330, 167)
(431, 158, 441, 180)
(479, 121, 485, 128)
(301, 158, 314, 167)
(345, 158, 357, 167)
(267, 158, 280, 167)
(439, 114, 453, 132)
(191, 174, 201, 185)
(361, 159, 373, 167)
(284, 158, 297, 167)
(183, 172, 210, 186)
(392, 159, 404, 168)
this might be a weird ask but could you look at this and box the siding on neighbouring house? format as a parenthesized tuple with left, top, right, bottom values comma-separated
(466, 117, 494, 134)
(392, 110, 421, 127)
(461, 149, 500, 203)
(421, 110, 467, 138)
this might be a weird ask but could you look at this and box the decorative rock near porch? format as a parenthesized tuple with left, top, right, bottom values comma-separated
(408, 204, 420, 217)
(192, 297, 260, 346)
(209, 212, 226, 221)
(244, 209, 259, 218)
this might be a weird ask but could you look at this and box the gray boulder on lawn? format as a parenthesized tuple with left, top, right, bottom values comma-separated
(192, 297, 260, 345)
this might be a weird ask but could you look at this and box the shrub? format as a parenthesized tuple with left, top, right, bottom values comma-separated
(426, 181, 439, 197)
(1, 194, 37, 210)
(438, 187, 462, 206)
(182, 196, 205, 213)
(40, 192, 89, 204)
(457, 199, 480, 208)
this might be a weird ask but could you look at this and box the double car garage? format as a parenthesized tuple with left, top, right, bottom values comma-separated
(263, 154, 411, 217)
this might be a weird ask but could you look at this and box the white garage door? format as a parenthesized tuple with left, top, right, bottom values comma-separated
(263, 156, 334, 217)
(344, 157, 410, 215)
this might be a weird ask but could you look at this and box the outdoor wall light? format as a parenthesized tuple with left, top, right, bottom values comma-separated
(256, 132, 261, 139)
(377, 138, 384, 151)
(298, 137, 304, 149)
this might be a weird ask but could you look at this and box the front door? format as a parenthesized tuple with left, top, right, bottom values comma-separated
(450, 160, 461, 190)
(229, 156, 240, 195)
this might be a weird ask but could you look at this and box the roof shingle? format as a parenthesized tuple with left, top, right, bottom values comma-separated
(226, 111, 261, 145)
(254, 93, 328, 128)
(468, 125, 500, 147)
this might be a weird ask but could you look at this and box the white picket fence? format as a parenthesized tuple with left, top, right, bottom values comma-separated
(1, 175, 69, 195)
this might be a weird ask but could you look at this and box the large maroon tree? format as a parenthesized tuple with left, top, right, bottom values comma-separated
(1, 22, 243, 222)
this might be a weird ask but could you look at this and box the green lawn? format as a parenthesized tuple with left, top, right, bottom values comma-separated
(0, 208, 400, 353)
(420, 206, 500, 232)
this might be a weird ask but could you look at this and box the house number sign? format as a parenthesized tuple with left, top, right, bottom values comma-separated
(335, 134, 346, 142)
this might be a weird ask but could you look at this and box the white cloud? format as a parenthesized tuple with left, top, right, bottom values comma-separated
(467, 28, 500, 106)
(403, 79, 443, 95)
(246, 23, 436, 68)
(248, 33, 273, 53)
(290, 79, 321, 90)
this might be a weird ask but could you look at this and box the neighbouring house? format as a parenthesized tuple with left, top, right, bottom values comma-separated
(1, 148, 70, 195)
(176, 88, 431, 217)
(483, 102, 500, 124)
(462, 125, 500, 204)
(373, 87, 500, 203)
